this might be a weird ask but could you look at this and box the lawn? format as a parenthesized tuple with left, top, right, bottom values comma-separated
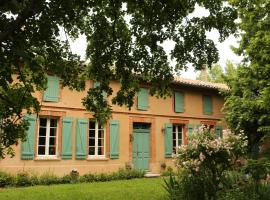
(0, 178, 167, 200)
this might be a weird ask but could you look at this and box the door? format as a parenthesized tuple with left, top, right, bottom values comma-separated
(132, 123, 150, 170)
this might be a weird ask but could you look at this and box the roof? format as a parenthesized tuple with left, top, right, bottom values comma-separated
(173, 76, 228, 90)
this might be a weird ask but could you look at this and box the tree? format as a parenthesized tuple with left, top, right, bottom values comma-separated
(0, 0, 237, 158)
(223, 0, 270, 159)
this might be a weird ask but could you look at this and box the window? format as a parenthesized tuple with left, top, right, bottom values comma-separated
(43, 75, 60, 102)
(137, 88, 149, 111)
(37, 117, 58, 157)
(174, 91, 184, 113)
(88, 121, 105, 157)
(203, 95, 213, 115)
(172, 125, 183, 154)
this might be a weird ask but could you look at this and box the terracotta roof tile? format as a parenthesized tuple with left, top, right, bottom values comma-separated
(173, 76, 228, 90)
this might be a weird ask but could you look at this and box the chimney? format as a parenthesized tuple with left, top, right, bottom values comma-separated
(199, 64, 208, 82)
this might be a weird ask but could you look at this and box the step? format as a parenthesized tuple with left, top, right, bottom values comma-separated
(144, 173, 161, 178)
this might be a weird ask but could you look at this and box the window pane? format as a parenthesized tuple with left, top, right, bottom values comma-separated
(89, 121, 95, 129)
(50, 128, 56, 136)
(173, 125, 176, 132)
(89, 147, 95, 155)
(49, 137, 56, 146)
(173, 132, 176, 140)
(38, 146, 45, 155)
(98, 138, 104, 146)
(178, 132, 182, 140)
(40, 118, 47, 127)
(49, 146, 56, 155)
(50, 119, 57, 127)
(98, 147, 104, 155)
(39, 128, 46, 136)
(38, 137, 46, 145)
(98, 130, 104, 139)
(89, 138, 95, 146)
(178, 139, 182, 146)
(89, 130, 95, 137)
(173, 139, 176, 148)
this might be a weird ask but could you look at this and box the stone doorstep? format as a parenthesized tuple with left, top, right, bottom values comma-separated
(144, 172, 161, 178)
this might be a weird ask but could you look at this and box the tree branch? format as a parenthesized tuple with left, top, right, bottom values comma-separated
(0, 0, 45, 43)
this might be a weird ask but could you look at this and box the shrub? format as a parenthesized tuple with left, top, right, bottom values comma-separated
(39, 172, 60, 185)
(165, 127, 248, 200)
(16, 171, 32, 187)
(0, 171, 14, 187)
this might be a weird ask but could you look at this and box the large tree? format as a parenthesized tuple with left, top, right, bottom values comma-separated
(0, 0, 237, 158)
(223, 0, 270, 158)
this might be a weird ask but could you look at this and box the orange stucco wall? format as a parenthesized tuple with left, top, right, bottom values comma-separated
(0, 80, 225, 175)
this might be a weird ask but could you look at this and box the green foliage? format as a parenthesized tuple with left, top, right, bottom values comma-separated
(196, 61, 238, 83)
(39, 172, 60, 185)
(0, 168, 145, 188)
(0, 171, 14, 187)
(15, 171, 32, 187)
(223, 0, 270, 158)
(0, 1, 237, 157)
(165, 127, 247, 200)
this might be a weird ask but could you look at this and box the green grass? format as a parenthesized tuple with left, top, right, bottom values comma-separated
(0, 178, 167, 200)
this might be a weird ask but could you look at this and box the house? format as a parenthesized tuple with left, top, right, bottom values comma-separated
(0, 76, 227, 175)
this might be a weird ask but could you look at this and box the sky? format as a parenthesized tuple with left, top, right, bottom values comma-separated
(67, 6, 242, 80)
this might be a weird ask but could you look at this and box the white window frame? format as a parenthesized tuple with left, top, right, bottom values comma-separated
(88, 121, 106, 159)
(37, 117, 58, 158)
(173, 124, 184, 154)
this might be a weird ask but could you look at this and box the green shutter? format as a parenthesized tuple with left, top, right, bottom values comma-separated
(76, 118, 88, 159)
(188, 124, 194, 138)
(110, 120, 120, 159)
(174, 91, 184, 113)
(138, 88, 148, 111)
(43, 76, 59, 102)
(21, 114, 36, 160)
(62, 117, 73, 159)
(203, 95, 212, 115)
(215, 125, 222, 138)
(164, 123, 173, 158)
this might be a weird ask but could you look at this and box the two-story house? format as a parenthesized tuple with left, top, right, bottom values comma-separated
(0, 76, 227, 175)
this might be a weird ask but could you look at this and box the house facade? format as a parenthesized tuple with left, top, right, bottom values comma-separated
(0, 76, 227, 175)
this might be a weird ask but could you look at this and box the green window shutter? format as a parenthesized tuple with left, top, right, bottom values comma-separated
(21, 114, 36, 160)
(62, 117, 73, 159)
(203, 95, 212, 115)
(174, 91, 184, 113)
(164, 123, 173, 158)
(76, 118, 88, 159)
(110, 120, 120, 159)
(138, 88, 149, 111)
(215, 125, 222, 138)
(188, 124, 194, 138)
(43, 76, 59, 102)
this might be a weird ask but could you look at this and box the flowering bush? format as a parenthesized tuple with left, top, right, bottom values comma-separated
(168, 126, 248, 200)
(176, 127, 247, 173)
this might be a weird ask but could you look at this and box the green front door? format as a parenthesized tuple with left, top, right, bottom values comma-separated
(132, 124, 150, 170)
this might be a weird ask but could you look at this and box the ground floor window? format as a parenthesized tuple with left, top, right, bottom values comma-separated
(37, 117, 58, 156)
(89, 121, 105, 157)
(173, 124, 183, 154)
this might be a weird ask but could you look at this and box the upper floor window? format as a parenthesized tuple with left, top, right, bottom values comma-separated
(174, 91, 184, 113)
(203, 95, 213, 115)
(172, 124, 183, 154)
(137, 88, 149, 111)
(43, 75, 60, 102)
(89, 121, 105, 157)
(37, 117, 58, 157)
